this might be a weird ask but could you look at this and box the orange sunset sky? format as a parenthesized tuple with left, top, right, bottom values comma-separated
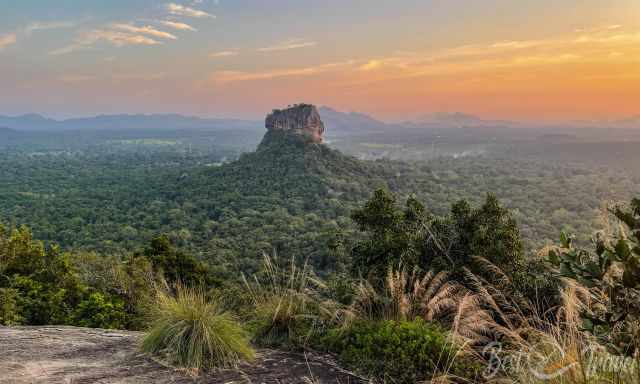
(0, 0, 638, 122)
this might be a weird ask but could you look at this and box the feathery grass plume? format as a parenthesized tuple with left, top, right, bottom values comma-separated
(141, 284, 254, 371)
(243, 253, 338, 347)
(451, 260, 640, 383)
(349, 264, 462, 323)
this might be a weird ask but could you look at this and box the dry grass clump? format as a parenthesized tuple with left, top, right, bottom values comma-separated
(347, 265, 463, 324)
(444, 258, 640, 384)
(243, 254, 340, 347)
(141, 285, 254, 371)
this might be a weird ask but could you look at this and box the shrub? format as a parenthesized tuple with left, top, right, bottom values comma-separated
(244, 254, 338, 348)
(0, 287, 22, 325)
(72, 292, 127, 329)
(140, 235, 210, 287)
(324, 318, 479, 383)
(548, 198, 640, 355)
(141, 286, 254, 371)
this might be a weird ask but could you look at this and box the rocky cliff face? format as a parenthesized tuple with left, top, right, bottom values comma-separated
(264, 104, 325, 144)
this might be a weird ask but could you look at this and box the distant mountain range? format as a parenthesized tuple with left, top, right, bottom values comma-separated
(0, 108, 390, 135)
(407, 112, 516, 128)
(1, 109, 637, 133)
(318, 106, 388, 135)
(0, 114, 263, 132)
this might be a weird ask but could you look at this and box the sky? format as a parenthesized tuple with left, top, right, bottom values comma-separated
(0, 0, 639, 122)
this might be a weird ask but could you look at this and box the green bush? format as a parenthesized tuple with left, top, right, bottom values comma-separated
(141, 286, 254, 371)
(324, 319, 479, 383)
(0, 288, 22, 325)
(72, 292, 127, 329)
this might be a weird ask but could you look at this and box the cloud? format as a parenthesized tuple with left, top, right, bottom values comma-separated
(59, 74, 96, 83)
(25, 21, 76, 35)
(326, 26, 640, 93)
(574, 32, 640, 44)
(58, 72, 168, 84)
(50, 29, 161, 55)
(166, 3, 214, 18)
(112, 72, 167, 81)
(207, 26, 639, 88)
(258, 38, 316, 52)
(359, 60, 382, 71)
(112, 24, 177, 40)
(209, 50, 238, 58)
(0, 33, 16, 51)
(160, 20, 196, 31)
(210, 61, 354, 83)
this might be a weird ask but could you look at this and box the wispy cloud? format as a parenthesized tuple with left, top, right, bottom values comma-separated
(112, 72, 168, 81)
(160, 20, 196, 31)
(0, 33, 16, 51)
(59, 74, 97, 83)
(58, 72, 168, 84)
(209, 50, 238, 58)
(210, 60, 354, 83)
(50, 29, 161, 55)
(258, 38, 316, 52)
(25, 21, 76, 35)
(353, 27, 640, 76)
(166, 3, 214, 18)
(209, 25, 640, 91)
(112, 24, 177, 40)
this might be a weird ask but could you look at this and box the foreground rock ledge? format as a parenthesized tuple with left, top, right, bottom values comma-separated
(0, 326, 364, 384)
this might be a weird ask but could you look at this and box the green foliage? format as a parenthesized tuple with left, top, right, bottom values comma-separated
(0, 226, 86, 325)
(548, 198, 640, 355)
(351, 189, 524, 284)
(0, 226, 202, 330)
(140, 234, 209, 287)
(0, 287, 22, 325)
(445, 194, 524, 275)
(351, 190, 428, 280)
(0, 132, 636, 278)
(324, 319, 478, 383)
(141, 286, 254, 371)
(72, 293, 127, 329)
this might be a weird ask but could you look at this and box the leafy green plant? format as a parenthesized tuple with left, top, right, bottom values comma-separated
(0, 226, 86, 325)
(350, 189, 524, 286)
(324, 318, 478, 383)
(548, 198, 640, 355)
(72, 292, 127, 329)
(141, 285, 254, 371)
(0, 287, 22, 325)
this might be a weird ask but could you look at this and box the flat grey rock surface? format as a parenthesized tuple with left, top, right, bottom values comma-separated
(0, 326, 364, 383)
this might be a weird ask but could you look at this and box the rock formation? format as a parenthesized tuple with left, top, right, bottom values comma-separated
(0, 326, 364, 383)
(265, 104, 325, 144)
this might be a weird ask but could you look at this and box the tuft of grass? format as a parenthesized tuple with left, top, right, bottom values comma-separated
(141, 285, 254, 371)
(243, 254, 339, 348)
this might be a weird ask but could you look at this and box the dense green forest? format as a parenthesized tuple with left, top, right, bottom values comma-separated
(0, 132, 636, 277)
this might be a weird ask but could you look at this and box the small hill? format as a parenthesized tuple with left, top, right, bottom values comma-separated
(176, 105, 390, 271)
